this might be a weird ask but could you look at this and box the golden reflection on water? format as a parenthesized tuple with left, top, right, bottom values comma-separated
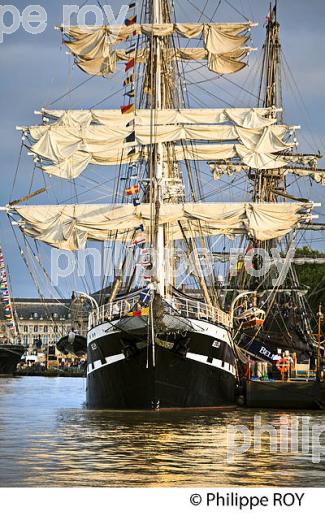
(0, 377, 324, 487)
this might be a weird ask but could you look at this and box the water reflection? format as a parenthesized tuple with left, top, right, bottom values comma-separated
(0, 377, 324, 487)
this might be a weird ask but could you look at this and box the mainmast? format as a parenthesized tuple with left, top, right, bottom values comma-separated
(151, 0, 166, 297)
(149, 0, 216, 305)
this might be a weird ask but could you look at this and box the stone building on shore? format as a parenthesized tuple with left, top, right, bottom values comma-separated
(0, 297, 88, 365)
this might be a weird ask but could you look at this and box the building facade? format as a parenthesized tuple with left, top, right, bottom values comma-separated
(0, 298, 87, 355)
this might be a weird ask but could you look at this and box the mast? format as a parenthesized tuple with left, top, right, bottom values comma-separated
(248, 1, 288, 289)
(247, 1, 317, 348)
(259, 1, 282, 112)
(152, 0, 165, 297)
(150, 0, 215, 305)
(255, 0, 283, 202)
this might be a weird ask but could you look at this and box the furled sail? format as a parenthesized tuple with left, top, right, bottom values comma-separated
(41, 107, 278, 129)
(39, 146, 239, 179)
(23, 121, 294, 178)
(13, 202, 313, 251)
(29, 122, 291, 148)
(288, 167, 325, 185)
(209, 163, 325, 185)
(61, 22, 254, 42)
(60, 22, 256, 76)
(70, 47, 255, 76)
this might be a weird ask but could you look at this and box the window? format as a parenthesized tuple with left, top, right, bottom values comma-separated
(53, 325, 58, 333)
(23, 325, 28, 332)
(33, 325, 38, 333)
(43, 335, 48, 346)
(44, 325, 48, 333)
(23, 335, 28, 346)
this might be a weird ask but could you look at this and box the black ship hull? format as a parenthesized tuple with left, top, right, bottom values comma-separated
(86, 317, 237, 409)
(0, 345, 24, 375)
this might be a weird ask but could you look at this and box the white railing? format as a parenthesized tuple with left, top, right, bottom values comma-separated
(167, 295, 231, 329)
(89, 294, 231, 330)
(88, 295, 141, 329)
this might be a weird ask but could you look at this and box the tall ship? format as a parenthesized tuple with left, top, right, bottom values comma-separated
(0, 244, 24, 374)
(1, 0, 324, 406)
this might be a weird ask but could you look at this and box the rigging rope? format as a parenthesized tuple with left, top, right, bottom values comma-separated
(223, 0, 250, 21)
(9, 143, 24, 203)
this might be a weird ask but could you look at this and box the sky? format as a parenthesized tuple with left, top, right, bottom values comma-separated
(0, 0, 324, 298)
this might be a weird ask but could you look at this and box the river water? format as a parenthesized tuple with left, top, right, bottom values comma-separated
(0, 376, 324, 487)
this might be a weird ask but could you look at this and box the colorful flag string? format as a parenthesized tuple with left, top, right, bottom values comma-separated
(0, 245, 16, 330)
(121, 3, 150, 253)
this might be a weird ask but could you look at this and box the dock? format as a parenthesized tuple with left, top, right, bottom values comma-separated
(245, 380, 325, 409)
